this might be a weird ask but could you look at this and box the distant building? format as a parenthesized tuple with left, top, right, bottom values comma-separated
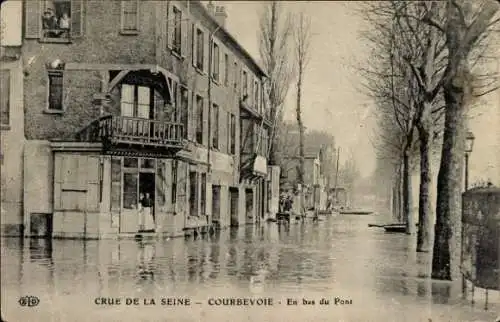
(281, 148, 325, 211)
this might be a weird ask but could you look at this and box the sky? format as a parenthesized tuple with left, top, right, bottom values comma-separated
(218, 1, 500, 184)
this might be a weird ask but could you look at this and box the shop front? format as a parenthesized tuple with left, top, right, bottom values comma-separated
(49, 143, 191, 239)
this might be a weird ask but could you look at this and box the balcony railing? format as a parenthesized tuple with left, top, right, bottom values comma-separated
(77, 115, 185, 149)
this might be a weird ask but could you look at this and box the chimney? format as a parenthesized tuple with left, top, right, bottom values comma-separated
(214, 6, 227, 28)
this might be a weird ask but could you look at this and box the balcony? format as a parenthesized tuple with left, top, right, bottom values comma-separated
(77, 115, 186, 153)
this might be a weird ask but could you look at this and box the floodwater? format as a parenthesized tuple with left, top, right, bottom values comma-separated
(1, 215, 499, 322)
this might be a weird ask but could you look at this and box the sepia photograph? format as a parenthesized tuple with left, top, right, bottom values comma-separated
(1, 0, 499, 321)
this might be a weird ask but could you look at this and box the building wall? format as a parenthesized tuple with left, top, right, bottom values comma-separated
(23, 140, 53, 235)
(1, 58, 25, 236)
(19, 0, 269, 236)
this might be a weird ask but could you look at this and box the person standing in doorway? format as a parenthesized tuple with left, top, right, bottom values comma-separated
(138, 192, 145, 231)
(141, 192, 155, 232)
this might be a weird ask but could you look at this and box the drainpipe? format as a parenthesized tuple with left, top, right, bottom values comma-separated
(207, 25, 221, 174)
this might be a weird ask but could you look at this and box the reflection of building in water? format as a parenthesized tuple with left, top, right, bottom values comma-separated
(137, 241, 156, 281)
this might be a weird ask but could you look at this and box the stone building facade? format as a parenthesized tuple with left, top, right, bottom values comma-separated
(2, 0, 271, 238)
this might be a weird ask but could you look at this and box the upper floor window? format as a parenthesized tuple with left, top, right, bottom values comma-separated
(212, 42, 220, 81)
(180, 87, 189, 138)
(24, 0, 83, 42)
(0, 70, 10, 127)
(120, 84, 152, 119)
(195, 95, 204, 145)
(121, 0, 139, 34)
(172, 6, 182, 53)
(47, 69, 64, 112)
(254, 80, 259, 110)
(193, 27, 205, 71)
(224, 53, 229, 87)
(229, 113, 236, 155)
(242, 70, 248, 98)
(233, 62, 238, 90)
(212, 103, 219, 149)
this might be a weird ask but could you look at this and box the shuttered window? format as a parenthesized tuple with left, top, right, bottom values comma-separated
(26, 0, 84, 41)
(121, 0, 139, 33)
(173, 6, 182, 54)
(54, 155, 100, 212)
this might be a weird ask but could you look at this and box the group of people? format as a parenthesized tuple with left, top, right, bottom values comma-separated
(42, 8, 71, 38)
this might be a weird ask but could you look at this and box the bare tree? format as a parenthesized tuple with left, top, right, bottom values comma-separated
(293, 11, 312, 193)
(424, 0, 500, 280)
(258, 2, 294, 165)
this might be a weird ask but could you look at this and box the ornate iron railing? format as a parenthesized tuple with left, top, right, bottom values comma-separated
(77, 115, 185, 148)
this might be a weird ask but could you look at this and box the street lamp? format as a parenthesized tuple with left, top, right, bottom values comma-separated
(464, 131, 475, 191)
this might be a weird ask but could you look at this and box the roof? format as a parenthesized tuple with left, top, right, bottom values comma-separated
(194, 1, 267, 78)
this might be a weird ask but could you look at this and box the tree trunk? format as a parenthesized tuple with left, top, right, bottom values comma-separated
(416, 123, 433, 252)
(431, 77, 468, 280)
(296, 68, 305, 186)
(403, 150, 415, 234)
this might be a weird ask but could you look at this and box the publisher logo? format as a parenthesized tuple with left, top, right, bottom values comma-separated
(18, 296, 40, 307)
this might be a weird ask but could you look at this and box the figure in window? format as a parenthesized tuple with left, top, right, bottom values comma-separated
(42, 8, 59, 38)
(58, 12, 71, 37)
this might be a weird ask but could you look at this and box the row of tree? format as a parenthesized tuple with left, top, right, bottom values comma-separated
(258, 2, 312, 189)
(360, 0, 499, 280)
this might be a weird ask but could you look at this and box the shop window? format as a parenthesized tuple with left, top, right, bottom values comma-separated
(123, 173, 138, 209)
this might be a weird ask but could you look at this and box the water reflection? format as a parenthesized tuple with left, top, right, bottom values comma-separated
(1, 216, 499, 322)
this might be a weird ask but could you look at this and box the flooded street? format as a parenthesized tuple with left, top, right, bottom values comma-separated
(2, 215, 499, 322)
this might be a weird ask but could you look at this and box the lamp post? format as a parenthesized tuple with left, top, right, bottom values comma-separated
(464, 131, 475, 191)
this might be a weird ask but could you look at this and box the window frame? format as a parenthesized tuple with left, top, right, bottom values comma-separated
(120, 0, 140, 34)
(230, 113, 236, 155)
(212, 41, 220, 82)
(224, 53, 229, 87)
(195, 94, 204, 145)
(195, 27, 205, 72)
(0, 69, 10, 129)
(172, 5, 182, 54)
(211, 103, 219, 149)
(39, 0, 79, 43)
(242, 70, 248, 98)
(45, 69, 65, 114)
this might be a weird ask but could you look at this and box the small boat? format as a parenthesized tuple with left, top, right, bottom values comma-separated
(383, 224, 407, 233)
(339, 209, 373, 215)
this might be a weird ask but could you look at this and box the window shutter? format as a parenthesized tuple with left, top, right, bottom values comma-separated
(86, 156, 100, 212)
(176, 161, 187, 213)
(181, 12, 188, 57)
(203, 29, 209, 74)
(166, 3, 174, 49)
(191, 24, 197, 67)
(25, 0, 41, 39)
(71, 0, 83, 38)
(203, 98, 208, 146)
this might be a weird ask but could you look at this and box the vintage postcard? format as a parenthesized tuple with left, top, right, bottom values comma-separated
(1, 1, 499, 321)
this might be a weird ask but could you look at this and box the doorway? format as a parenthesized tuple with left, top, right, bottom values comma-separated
(212, 185, 221, 223)
(229, 187, 239, 227)
(139, 172, 155, 223)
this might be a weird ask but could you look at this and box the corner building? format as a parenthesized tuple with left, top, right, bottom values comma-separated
(20, 0, 271, 238)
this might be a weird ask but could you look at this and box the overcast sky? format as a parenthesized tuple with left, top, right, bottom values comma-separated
(220, 1, 499, 183)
